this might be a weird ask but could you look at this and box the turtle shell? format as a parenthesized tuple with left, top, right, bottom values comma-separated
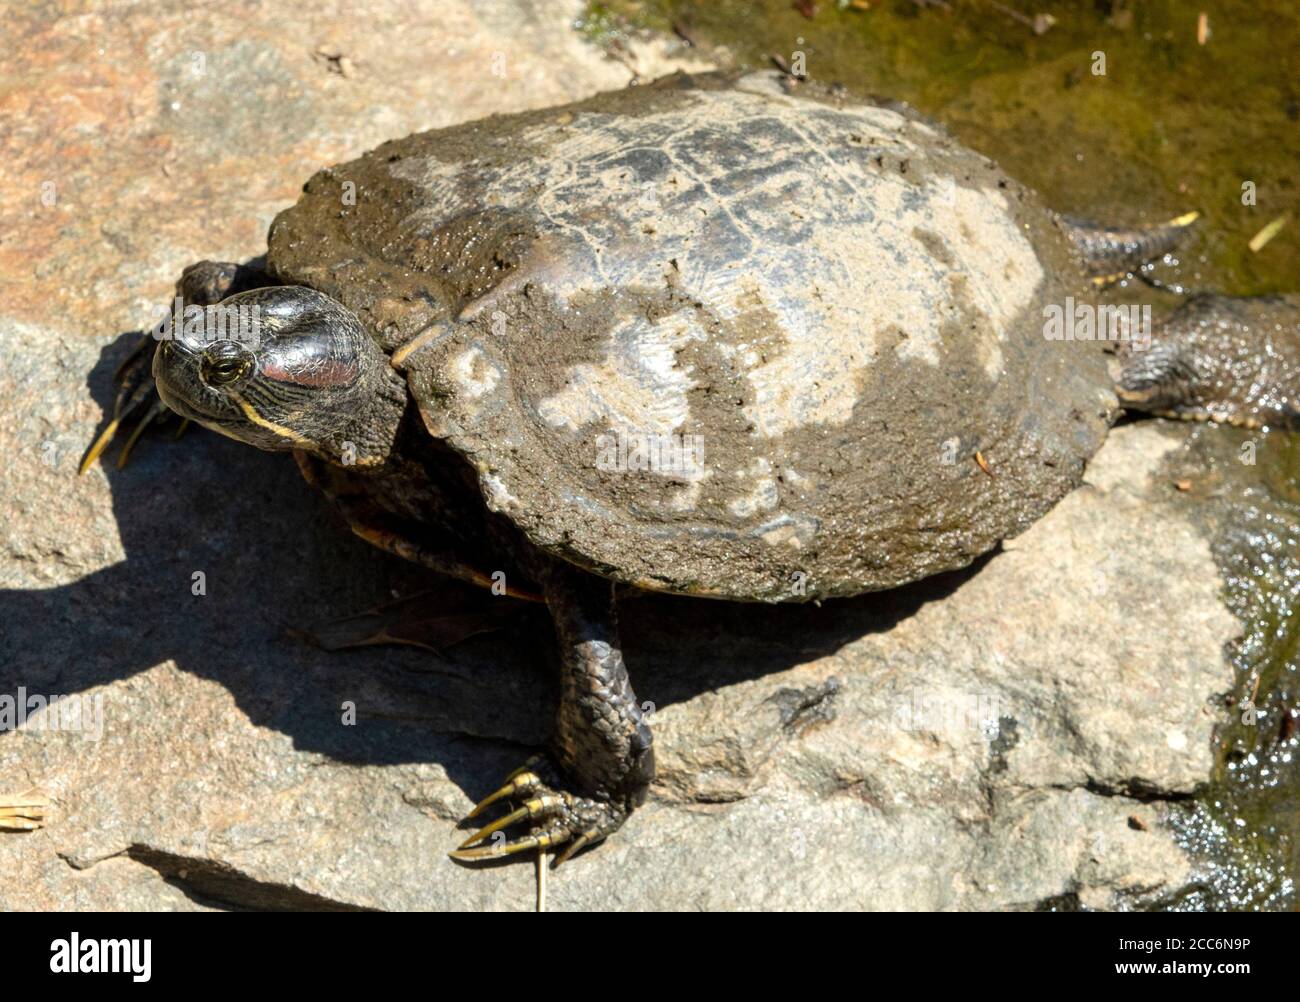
(267, 72, 1116, 602)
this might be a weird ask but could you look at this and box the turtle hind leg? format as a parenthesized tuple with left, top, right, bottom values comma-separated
(292, 451, 546, 601)
(296, 586, 526, 654)
(1060, 211, 1198, 284)
(1116, 341, 1205, 417)
(1118, 294, 1300, 430)
(452, 558, 654, 866)
(79, 260, 272, 474)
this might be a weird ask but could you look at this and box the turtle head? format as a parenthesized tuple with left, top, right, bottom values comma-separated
(153, 285, 408, 466)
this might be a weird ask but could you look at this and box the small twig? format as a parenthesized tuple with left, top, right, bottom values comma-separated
(769, 53, 805, 81)
(989, 1, 1056, 34)
(1248, 215, 1287, 253)
(0, 791, 48, 831)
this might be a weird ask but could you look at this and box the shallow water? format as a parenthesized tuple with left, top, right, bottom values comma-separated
(1163, 427, 1299, 910)
(589, 0, 1300, 909)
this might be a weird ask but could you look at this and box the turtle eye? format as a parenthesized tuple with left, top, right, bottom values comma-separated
(199, 342, 254, 388)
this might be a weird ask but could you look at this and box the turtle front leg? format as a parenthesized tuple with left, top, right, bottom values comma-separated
(453, 559, 655, 865)
(80, 260, 271, 473)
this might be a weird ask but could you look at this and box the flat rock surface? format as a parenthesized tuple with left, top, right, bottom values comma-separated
(0, 0, 1240, 910)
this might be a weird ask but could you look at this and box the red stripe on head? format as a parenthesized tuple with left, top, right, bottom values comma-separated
(259, 358, 360, 388)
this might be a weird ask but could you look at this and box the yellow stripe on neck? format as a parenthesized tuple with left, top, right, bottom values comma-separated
(230, 392, 315, 447)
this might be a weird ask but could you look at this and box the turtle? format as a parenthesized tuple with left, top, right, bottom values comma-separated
(91, 70, 1298, 865)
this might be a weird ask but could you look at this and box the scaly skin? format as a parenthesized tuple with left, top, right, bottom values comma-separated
(540, 558, 654, 811)
(1061, 221, 1300, 428)
(177, 260, 270, 306)
(452, 558, 655, 863)
(1118, 294, 1300, 430)
(1060, 212, 1199, 282)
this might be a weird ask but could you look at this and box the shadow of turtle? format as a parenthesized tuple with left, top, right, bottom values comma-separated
(0, 328, 987, 822)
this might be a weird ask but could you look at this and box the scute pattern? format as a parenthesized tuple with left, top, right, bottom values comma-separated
(269, 72, 1115, 601)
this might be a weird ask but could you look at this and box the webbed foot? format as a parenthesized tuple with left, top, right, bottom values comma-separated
(451, 755, 627, 864)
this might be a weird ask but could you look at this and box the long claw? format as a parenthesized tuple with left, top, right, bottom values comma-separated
(555, 829, 599, 866)
(78, 361, 158, 475)
(452, 757, 626, 867)
(449, 843, 530, 861)
(466, 771, 542, 819)
(457, 795, 562, 849)
(449, 828, 571, 862)
(116, 398, 167, 469)
(78, 418, 122, 475)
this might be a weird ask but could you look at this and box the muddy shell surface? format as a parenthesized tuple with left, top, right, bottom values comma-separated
(267, 71, 1117, 601)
